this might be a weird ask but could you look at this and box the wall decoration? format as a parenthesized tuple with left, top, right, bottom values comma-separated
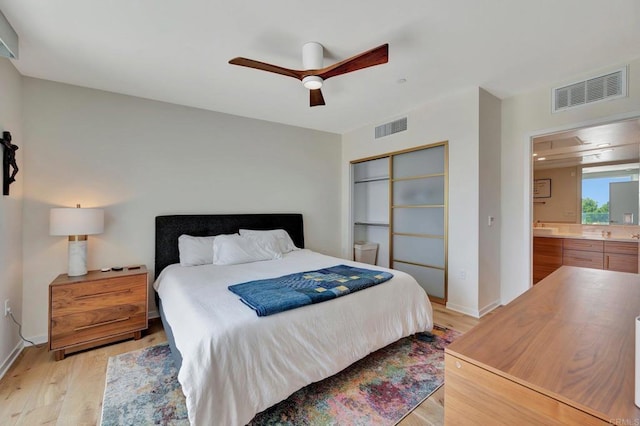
(533, 178, 551, 199)
(1, 131, 19, 196)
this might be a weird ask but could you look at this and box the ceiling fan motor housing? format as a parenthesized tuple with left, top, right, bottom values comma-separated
(302, 42, 323, 69)
(302, 42, 324, 89)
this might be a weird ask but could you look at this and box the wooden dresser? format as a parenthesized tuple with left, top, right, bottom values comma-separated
(49, 266, 148, 360)
(445, 266, 640, 424)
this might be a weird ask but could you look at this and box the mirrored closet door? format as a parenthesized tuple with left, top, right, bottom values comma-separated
(351, 142, 448, 303)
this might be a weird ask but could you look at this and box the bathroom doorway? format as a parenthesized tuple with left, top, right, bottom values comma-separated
(531, 116, 640, 282)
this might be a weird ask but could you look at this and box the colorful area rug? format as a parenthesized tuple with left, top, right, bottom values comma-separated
(101, 344, 187, 425)
(100, 325, 459, 426)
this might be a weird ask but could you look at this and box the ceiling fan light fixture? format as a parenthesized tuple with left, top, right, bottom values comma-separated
(302, 75, 323, 90)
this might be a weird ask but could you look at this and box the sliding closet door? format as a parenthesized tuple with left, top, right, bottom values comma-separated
(391, 143, 447, 303)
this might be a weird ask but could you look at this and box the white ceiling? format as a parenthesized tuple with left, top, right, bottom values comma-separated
(1, 0, 640, 134)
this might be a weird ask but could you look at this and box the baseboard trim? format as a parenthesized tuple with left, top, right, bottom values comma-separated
(148, 310, 159, 319)
(479, 299, 501, 317)
(20, 334, 47, 346)
(446, 299, 502, 319)
(0, 340, 23, 380)
(445, 302, 480, 319)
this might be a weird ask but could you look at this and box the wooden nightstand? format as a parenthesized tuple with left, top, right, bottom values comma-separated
(48, 266, 148, 361)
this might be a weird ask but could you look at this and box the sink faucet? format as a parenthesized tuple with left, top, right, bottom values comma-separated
(631, 233, 640, 239)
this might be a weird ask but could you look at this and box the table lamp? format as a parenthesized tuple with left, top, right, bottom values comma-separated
(50, 204, 104, 276)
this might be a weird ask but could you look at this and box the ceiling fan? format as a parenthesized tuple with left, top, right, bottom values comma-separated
(229, 42, 389, 107)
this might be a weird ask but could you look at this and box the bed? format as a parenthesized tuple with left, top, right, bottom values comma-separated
(153, 214, 433, 426)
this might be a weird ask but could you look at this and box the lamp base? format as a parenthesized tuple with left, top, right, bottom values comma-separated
(68, 236, 88, 276)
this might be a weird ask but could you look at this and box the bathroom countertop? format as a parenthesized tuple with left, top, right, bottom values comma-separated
(532, 230, 638, 242)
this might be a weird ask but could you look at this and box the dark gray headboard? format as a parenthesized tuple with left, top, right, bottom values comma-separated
(154, 213, 304, 279)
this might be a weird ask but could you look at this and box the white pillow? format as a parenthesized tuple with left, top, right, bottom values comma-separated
(213, 234, 282, 266)
(239, 229, 299, 253)
(178, 234, 217, 266)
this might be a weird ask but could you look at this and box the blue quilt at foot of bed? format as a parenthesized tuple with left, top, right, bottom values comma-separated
(228, 264, 393, 317)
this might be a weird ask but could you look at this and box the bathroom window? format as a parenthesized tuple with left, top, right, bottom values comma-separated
(581, 163, 639, 225)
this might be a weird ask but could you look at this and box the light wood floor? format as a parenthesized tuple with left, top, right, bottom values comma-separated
(0, 304, 486, 425)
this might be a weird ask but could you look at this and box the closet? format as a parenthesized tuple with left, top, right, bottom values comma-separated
(351, 142, 448, 303)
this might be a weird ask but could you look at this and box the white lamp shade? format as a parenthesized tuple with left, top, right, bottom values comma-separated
(50, 208, 104, 236)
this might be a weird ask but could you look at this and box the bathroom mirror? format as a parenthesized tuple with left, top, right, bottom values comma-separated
(532, 118, 640, 225)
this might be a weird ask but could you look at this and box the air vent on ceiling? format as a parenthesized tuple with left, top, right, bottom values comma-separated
(552, 67, 627, 113)
(375, 117, 407, 138)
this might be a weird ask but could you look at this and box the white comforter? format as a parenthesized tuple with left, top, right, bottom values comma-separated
(153, 249, 433, 426)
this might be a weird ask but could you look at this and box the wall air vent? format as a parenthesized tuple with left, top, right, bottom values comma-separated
(375, 117, 407, 139)
(552, 67, 627, 113)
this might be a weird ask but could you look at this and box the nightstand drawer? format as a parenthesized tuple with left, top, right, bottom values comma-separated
(50, 305, 147, 350)
(51, 275, 146, 317)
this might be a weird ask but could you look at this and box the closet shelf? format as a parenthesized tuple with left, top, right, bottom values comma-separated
(354, 222, 389, 227)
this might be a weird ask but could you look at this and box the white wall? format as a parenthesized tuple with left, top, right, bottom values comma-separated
(0, 57, 23, 375)
(21, 78, 341, 341)
(501, 57, 640, 304)
(533, 166, 579, 223)
(478, 89, 501, 314)
(342, 88, 483, 316)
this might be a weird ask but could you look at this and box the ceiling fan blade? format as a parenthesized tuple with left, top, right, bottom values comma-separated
(310, 89, 325, 107)
(228, 57, 303, 80)
(317, 44, 388, 80)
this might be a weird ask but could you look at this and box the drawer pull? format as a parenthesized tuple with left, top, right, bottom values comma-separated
(75, 289, 132, 300)
(74, 317, 130, 331)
